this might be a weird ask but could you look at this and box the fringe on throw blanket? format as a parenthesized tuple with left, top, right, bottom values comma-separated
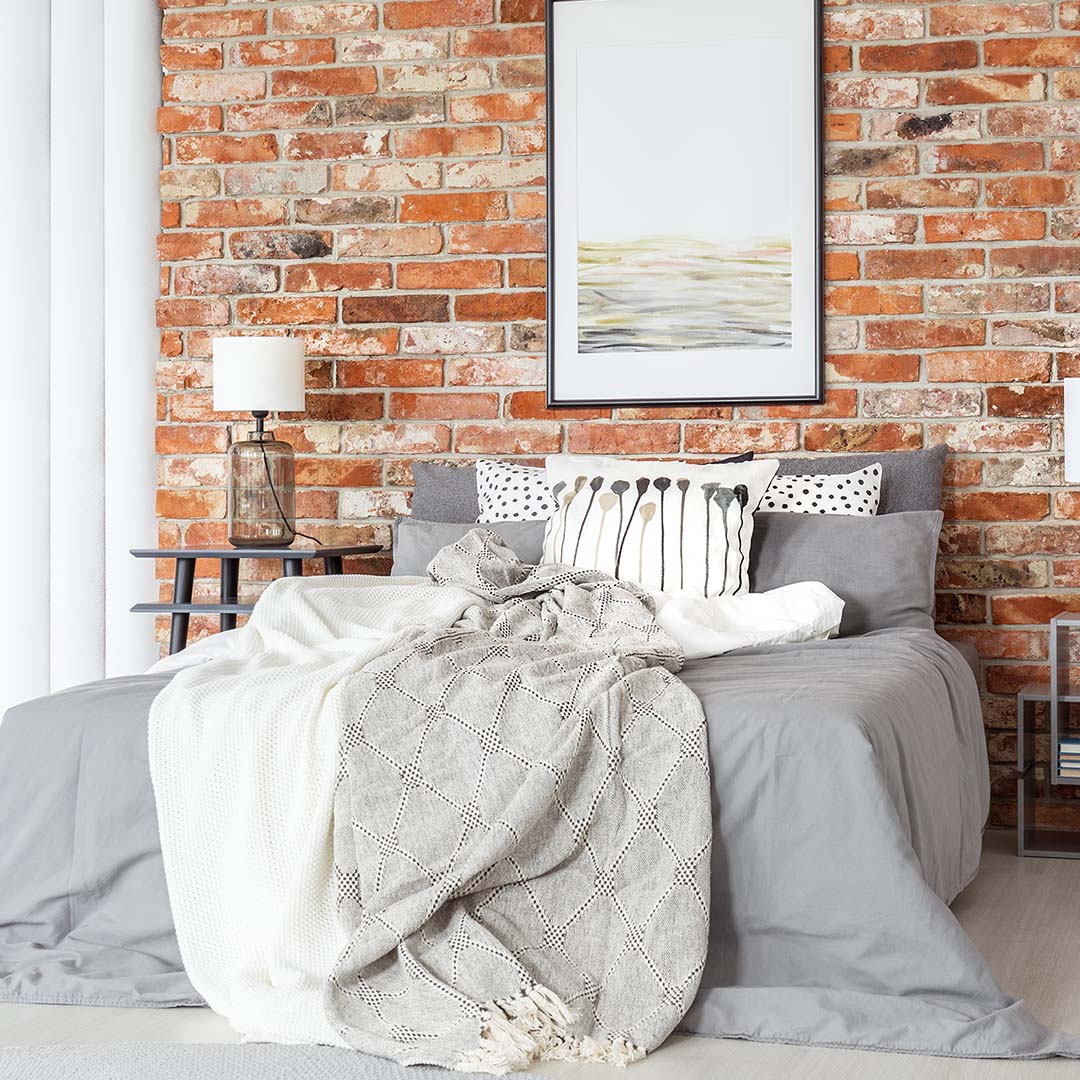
(458, 983, 646, 1074)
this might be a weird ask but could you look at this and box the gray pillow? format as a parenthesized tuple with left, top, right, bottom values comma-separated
(770, 445, 946, 515)
(392, 519, 546, 577)
(410, 464, 480, 524)
(750, 510, 943, 637)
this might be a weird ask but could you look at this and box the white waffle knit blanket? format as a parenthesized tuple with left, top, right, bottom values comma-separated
(149, 574, 479, 1047)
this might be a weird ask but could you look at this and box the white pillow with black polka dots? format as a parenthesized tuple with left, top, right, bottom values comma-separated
(476, 460, 557, 522)
(761, 464, 882, 516)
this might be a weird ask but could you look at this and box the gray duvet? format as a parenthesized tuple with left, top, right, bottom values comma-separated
(2, 630, 1077, 1057)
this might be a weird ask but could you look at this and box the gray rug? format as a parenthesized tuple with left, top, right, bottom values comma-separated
(0, 1043, 552, 1079)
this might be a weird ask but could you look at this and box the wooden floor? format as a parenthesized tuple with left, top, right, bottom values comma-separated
(2, 832, 1079, 1078)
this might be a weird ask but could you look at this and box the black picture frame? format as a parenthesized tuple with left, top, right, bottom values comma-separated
(545, 0, 825, 410)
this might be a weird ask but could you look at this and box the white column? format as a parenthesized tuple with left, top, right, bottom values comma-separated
(49, 0, 108, 691)
(0, 2, 51, 716)
(103, 0, 161, 677)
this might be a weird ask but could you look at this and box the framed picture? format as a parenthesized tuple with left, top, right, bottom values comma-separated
(546, 0, 823, 409)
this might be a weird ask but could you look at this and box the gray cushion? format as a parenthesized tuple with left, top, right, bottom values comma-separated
(770, 445, 946, 515)
(392, 519, 546, 577)
(750, 510, 944, 636)
(410, 464, 480, 524)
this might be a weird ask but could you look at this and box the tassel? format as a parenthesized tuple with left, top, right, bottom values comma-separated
(455, 983, 646, 1075)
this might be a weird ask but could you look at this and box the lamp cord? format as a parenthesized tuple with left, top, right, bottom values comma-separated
(257, 433, 322, 547)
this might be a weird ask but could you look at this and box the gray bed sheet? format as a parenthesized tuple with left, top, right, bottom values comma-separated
(681, 628, 1077, 1057)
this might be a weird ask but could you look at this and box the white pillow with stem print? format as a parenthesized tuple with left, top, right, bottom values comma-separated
(542, 456, 780, 598)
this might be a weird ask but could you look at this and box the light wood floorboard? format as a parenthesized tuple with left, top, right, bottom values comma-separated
(2, 832, 1079, 1078)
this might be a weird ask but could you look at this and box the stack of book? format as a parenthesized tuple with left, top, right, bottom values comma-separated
(1060, 737, 1080, 780)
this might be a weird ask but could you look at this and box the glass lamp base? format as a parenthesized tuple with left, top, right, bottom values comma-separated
(227, 432, 297, 549)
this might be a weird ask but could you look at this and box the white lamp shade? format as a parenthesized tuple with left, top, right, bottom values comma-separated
(212, 337, 306, 413)
(1067, 379, 1080, 484)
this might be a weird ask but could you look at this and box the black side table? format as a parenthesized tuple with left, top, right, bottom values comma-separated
(131, 545, 383, 654)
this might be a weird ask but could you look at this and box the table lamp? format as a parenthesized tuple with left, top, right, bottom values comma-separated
(213, 336, 306, 548)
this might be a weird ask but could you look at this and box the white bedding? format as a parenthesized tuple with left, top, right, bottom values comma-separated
(148, 572, 842, 1047)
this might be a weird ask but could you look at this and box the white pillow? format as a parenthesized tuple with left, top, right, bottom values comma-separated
(476, 459, 557, 522)
(543, 456, 780, 598)
(761, 465, 882, 516)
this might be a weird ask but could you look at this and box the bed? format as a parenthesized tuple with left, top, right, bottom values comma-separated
(2, 449, 1076, 1062)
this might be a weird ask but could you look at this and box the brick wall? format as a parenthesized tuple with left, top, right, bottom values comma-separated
(157, 0, 1080, 828)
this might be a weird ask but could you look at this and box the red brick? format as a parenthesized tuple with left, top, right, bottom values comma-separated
(231, 39, 336, 67)
(987, 385, 1063, 417)
(396, 259, 502, 289)
(453, 292, 545, 320)
(984, 37, 1080, 67)
(824, 252, 860, 281)
(825, 8, 925, 40)
(565, 423, 680, 455)
(342, 295, 450, 323)
(865, 319, 985, 349)
(991, 246, 1080, 277)
(683, 423, 799, 455)
(156, 298, 229, 327)
(1052, 141, 1080, 170)
(827, 114, 860, 145)
(930, 4, 1052, 35)
(864, 249, 984, 280)
(449, 92, 544, 123)
(284, 263, 392, 293)
(389, 392, 499, 419)
(926, 74, 1046, 104)
(501, 0, 543, 21)
(926, 142, 1044, 172)
(503, 392, 608, 422)
(158, 105, 222, 133)
(384, 0, 495, 29)
(989, 105, 1080, 136)
(927, 282, 1050, 315)
(229, 230, 332, 260)
(337, 359, 444, 388)
(739, 390, 860, 420)
(156, 489, 226, 519)
(1059, 72, 1080, 99)
(446, 356, 545, 386)
(271, 67, 378, 98)
(825, 78, 919, 109)
(860, 41, 978, 72)
(508, 257, 545, 287)
(986, 176, 1077, 206)
(394, 126, 502, 157)
(929, 421, 1052, 452)
(339, 226, 443, 257)
(862, 387, 980, 418)
(157, 232, 223, 261)
(226, 101, 332, 131)
(285, 132, 391, 161)
(866, 178, 979, 209)
(182, 200, 288, 228)
(454, 26, 544, 55)
(174, 264, 278, 295)
(825, 146, 918, 177)
(270, 4, 378, 33)
(448, 222, 545, 254)
(825, 353, 921, 383)
(455, 423, 560, 454)
(294, 458, 382, 488)
(236, 297, 337, 325)
(1065, 2, 1080, 29)
(163, 72, 266, 103)
(802, 423, 924, 453)
(401, 191, 508, 222)
(993, 595, 1080, 625)
(943, 459, 984, 488)
(925, 211, 1046, 243)
(946, 491, 1050, 521)
(161, 43, 223, 72)
(175, 134, 279, 164)
(1058, 283, 1080, 313)
(162, 10, 266, 38)
(342, 423, 451, 454)
(155, 424, 228, 454)
(824, 285, 922, 316)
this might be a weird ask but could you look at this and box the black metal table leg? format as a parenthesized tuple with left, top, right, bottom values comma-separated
(169, 557, 196, 655)
(283, 557, 304, 578)
(325, 555, 344, 575)
(220, 558, 240, 632)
